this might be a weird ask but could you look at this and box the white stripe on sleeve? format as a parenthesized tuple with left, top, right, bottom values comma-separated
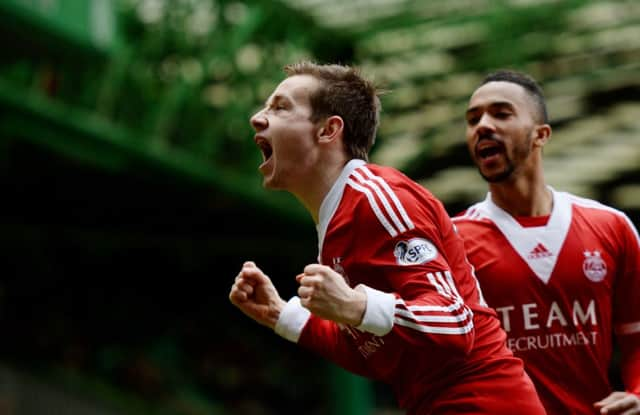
(394, 297, 473, 335)
(398, 299, 465, 313)
(444, 271, 464, 302)
(395, 306, 471, 323)
(395, 318, 474, 334)
(347, 179, 398, 237)
(435, 272, 454, 298)
(359, 166, 415, 230)
(351, 170, 407, 233)
(427, 272, 448, 297)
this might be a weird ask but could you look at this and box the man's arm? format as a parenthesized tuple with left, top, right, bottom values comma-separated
(355, 261, 475, 355)
(296, 264, 367, 326)
(615, 213, 640, 395)
(282, 245, 475, 358)
(230, 261, 372, 377)
(595, 213, 640, 414)
(286, 178, 477, 356)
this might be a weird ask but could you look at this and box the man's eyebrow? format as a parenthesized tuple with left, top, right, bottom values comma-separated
(265, 94, 289, 106)
(489, 101, 515, 109)
(466, 101, 515, 116)
(466, 106, 480, 116)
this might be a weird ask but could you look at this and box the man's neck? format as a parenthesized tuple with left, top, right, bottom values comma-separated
(488, 175, 552, 217)
(294, 158, 351, 224)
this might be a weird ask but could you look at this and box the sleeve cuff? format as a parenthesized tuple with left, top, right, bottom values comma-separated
(274, 297, 311, 343)
(355, 285, 396, 336)
(614, 321, 640, 335)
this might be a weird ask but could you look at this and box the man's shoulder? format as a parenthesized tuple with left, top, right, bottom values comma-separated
(562, 191, 633, 226)
(350, 163, 442, 206)
(342, 164, 420, 238)
(562, 191, 609, 211)
(451, 201, 493, 225)
(343, 163, 450, 237)
(363, 163, 419, 188)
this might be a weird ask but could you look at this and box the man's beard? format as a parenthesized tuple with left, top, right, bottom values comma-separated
(479, 162, 515, 183)
(477, 132, 532, 183)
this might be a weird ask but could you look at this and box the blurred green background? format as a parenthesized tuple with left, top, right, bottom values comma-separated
(0, 0, 638, 414)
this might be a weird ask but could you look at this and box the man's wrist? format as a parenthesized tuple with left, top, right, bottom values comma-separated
(265, 298, 287, 329)
(355, 284, 396, 336)
(348, 286, 368, 326)
(274, 297, 311, 342)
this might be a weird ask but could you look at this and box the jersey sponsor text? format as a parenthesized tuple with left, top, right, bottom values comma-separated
(507, 331, 598, 352)
(496, 299, 597, 332)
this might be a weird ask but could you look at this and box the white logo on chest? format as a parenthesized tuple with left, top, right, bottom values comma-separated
(582, 250, 607, 282)
(394, 238, 437, 266)
(527, 242, 553, 259)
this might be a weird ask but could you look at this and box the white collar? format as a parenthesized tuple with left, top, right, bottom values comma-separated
(316, 159, 366, 259)
(480, 187, 572, 284)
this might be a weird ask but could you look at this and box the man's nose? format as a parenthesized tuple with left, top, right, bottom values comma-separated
(250, 110, 267, 131)
(475, 114, 495, 137)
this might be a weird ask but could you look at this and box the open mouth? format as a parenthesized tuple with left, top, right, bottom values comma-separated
(255, 137, 273, 163)
(476, 141, 503, 159)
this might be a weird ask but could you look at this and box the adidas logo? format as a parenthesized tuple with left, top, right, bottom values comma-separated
(528, 243, 553, 259)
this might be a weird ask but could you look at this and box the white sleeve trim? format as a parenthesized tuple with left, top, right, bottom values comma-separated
(356, 285, 396, 336)
(274, 297, 311, 343)
(615, 321, 640, 335)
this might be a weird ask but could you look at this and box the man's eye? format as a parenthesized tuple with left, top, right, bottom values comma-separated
(467, 117, 479, 125)
(495, 112, 511, 118)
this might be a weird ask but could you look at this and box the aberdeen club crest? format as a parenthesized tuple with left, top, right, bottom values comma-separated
(582, 250, 607, 282)
(332, 257, 351, 285)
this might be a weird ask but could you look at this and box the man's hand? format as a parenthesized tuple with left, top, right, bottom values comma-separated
(594, 391, 640, 414)
(296, 264, 367, 326)
(229, 261, 286, 329)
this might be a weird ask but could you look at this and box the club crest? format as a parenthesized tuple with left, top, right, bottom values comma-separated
(332, 257, 351, 285)
(582, 250, 607, 282)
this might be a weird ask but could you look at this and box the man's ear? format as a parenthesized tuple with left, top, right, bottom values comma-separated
(317, 115, 344, 144)
(533, 123, 551, 148)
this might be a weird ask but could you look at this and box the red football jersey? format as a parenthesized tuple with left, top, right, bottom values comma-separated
(275, 160, 544, 414)
(453, 189, 640, 414)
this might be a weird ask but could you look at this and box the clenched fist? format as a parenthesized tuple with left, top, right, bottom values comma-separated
(229, 261, 286, 329)
(296, 263, 367, 326)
